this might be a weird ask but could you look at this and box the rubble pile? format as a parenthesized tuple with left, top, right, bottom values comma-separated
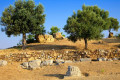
(0, 49, 120, 62)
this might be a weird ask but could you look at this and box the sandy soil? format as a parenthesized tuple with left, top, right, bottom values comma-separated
(0, 61, 120, 80)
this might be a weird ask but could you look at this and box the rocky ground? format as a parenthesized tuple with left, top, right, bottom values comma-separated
(0, 38, 120, 80)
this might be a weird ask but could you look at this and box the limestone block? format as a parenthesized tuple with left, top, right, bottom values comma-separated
(66, 66, 81, 77)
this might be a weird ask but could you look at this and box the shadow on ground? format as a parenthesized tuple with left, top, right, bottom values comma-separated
(102, 38, 120, 43)
(26, 44, 77, 50)
(83, 73, 90, 77)
(44, 74, 65, 79)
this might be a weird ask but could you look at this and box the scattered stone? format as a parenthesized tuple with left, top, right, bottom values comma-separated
(56, 59, 64, 65)
(56, 59, 64, 63)
(97, 58, 102, 61)
(80, 58, 91, 62)
(66, 66, 81, 77)
(28, 60, 41, 70)
(64, 60, 73, 63)
(102, 58, 107, 61)
(112, 58, 119, 61)
(97, 58, 107, 61)
(53, 32, 64, 40)
(21, 62, 29, 69)
(42, 60, 53, 66)
(0, 60, 7, 66)
(107, 59, 113, 61)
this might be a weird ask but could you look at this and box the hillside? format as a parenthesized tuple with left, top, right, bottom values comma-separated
(0, 38, 120, 80)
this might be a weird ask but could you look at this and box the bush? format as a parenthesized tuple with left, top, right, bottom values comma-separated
(26, 34, 35, 44)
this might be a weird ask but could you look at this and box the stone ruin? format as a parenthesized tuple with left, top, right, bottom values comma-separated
(53, 32, 64, 40)
(36, 34, 54, 43)
(0, 49, 120, 63)
(36, 32, 65, 43)
(66, 66, 81, 77)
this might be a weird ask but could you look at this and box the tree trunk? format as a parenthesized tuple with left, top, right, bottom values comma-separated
(35, 34, 39, 42)
(84, 38, 88, 49)
(22, 33, 26, 50)
(108, 29, 111, 38)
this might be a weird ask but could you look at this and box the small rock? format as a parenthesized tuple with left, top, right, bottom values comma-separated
(97, 58, 107, 61)
(107, 59, 113, 61)
(56, 59, 64, 63)
(66, 66, 81, 77)
(56, 59, 64, 65)
(64, 60, 73, 63)
(112, 58, 119, 61)
(97, 58, 102, 61)
(42, 60, 53, 66)
(0, 60, 7, 66)
(28, 60, 41, 70)
(80, 58, 91, 62)
(21, 62, 29, 69)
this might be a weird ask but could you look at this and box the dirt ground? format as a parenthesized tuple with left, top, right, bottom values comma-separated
(0, 61, 120, 80)
(0, 38, 120, 80)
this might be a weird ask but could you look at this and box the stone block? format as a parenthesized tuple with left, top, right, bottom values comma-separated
(80, 58, 91, 62)
(28, 60, 41, 70)
(0, 60, 7, 66)
(66, 66, 81, 77)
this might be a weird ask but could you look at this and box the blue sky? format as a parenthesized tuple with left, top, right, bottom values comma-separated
(0, 0, 120, 49)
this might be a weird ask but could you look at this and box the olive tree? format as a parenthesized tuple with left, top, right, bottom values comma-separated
(64, 5, 109, 49)
(0, 0, 45, 49)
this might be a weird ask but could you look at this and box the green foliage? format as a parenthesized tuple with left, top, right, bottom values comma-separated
(64, 5, 108, 49)
(0, 0, 45, 48)
(26, 34, 35, 44)
(108, 17, 119, 32)
(49, 26, 60, 35)
(115, 33, 120, 38)
(100, 69, 105, 73)
(61, 32, 65, 37)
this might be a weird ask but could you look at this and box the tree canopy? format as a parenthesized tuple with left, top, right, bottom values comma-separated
(49, 26, 60, 35)
(64, 5, 109, 49)
(0, 0, 45, 49)
(108, 17, 119, 32)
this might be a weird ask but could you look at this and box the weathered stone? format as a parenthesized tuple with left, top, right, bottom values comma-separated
(38, 35, 45, 43)
(28, 60, 41, 70)
(64, 60, 73, 63)
(44, 35, 54, 42)
(42, 60, 53, 66)
(97, 58, 102, 61)
(107, 59, 113, 61)
(97, 58, 107, 61)
(53, 32, 64, 39)
(21, 62, 29, 69)
(37, 35, 54, 43)
(0, 60, 7, 66)
(80, 58, 91, 62)
(66, 66, 81, 77)
(112, 58, 119, 61)
(56, 59, 64, 63)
